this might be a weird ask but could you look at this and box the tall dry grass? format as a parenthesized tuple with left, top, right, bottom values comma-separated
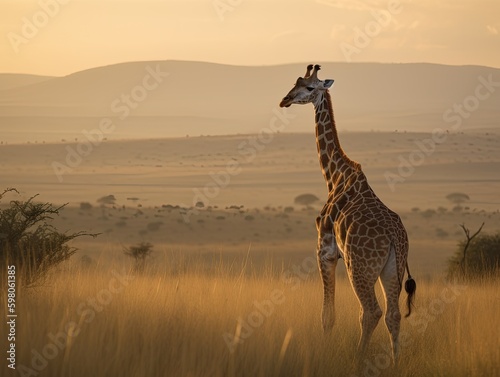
(4, 256, 499, 377)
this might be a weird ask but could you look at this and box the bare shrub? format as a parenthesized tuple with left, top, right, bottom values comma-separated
(447, 223, 499, 281)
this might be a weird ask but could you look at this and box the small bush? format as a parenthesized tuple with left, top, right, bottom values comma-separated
(435, 228, 449, 238)
(124, 242, 154, 272)
(97, 195, 116, 206)
(421, 209, 436, 218)
(437, 207, 448, 214)
(80, 202, 93, 211)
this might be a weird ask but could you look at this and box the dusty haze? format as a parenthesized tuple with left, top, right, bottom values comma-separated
(1, 61, 499, 142)
(1, 1, 499, 374)
(0, 60, 499, 276)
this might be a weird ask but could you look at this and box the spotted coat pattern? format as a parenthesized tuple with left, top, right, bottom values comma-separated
(280, 65, 410, 363)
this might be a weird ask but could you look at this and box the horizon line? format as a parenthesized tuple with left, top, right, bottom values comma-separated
(2, 59, 500, 78)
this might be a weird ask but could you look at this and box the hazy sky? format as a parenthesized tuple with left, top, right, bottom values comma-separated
(2, 0, 499, 76)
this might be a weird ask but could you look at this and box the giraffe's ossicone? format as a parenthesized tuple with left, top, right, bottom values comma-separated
(280, 64, 416, 364)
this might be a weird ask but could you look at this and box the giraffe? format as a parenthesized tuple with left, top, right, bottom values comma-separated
(279, 64, 416, 363)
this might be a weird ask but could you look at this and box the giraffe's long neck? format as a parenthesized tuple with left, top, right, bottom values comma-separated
(314, 91, 358, 192)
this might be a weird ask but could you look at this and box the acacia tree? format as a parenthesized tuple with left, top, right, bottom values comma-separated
(446, 192, 470, 211)
(97, 194, 116, 220)
(0, 188, 97, 286)
(294, 193, 320, 208)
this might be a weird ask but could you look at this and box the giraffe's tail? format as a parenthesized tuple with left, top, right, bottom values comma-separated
(404, 262, 416, 318)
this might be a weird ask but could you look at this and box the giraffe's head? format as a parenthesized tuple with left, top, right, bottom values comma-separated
(279, 64, 334, 108)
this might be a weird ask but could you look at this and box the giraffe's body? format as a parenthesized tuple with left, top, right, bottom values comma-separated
(280, 65, 415, 363)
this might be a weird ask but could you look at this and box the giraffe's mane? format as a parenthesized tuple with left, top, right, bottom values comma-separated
(323, 90, 361, 171)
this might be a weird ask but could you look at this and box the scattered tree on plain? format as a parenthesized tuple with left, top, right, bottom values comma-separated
(294, 193, 320, 208)
(0, 188, 97, 286)
(446, 192, 470, 211)
(447, 223, 499, 281)
(97, 195, 117, 206)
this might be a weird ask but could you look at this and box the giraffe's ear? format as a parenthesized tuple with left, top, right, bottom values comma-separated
(323, 79, 334, 89)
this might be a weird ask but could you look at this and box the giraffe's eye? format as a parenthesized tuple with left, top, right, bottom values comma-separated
(306, 87, 314, 92)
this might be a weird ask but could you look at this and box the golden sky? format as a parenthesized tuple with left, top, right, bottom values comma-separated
(2, 0, 499, 76)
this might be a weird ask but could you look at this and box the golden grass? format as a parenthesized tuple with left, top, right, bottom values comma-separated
(6, 259, 499, 377)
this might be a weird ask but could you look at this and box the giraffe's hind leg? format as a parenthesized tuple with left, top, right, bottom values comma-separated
(317, 231, 338, 333)
(379, 246, 403, 364)
(349, 270, 382, 356)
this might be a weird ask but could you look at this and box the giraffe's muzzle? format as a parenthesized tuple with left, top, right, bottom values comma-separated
(279, 96, 292, 108)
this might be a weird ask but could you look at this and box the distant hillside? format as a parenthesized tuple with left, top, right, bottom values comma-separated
(0, 61, 498, 141)
(0, 74, 54, 91)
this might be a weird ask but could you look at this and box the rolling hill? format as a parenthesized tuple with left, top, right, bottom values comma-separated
(0, 61, 498, 142)
(0, 73, 53, 91)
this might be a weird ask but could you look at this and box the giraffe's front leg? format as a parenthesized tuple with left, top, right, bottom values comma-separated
(316, 225, 339, 333)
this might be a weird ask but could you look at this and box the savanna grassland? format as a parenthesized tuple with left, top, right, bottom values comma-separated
(2, 130, 500, 377)
(4, 259, 499, 377)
